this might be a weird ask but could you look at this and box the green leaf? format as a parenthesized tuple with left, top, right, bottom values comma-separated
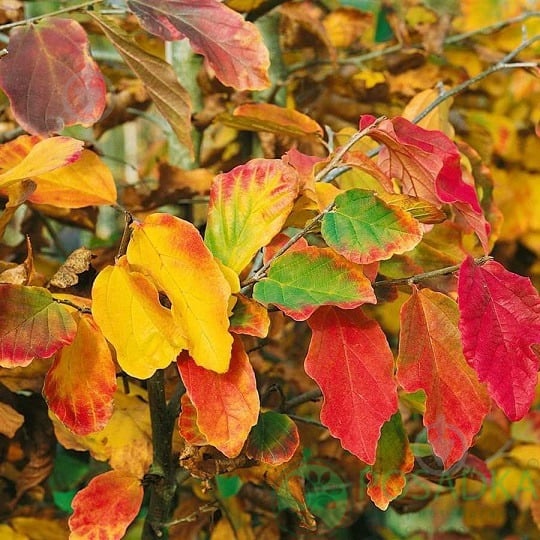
(321, 189, 423, 265)
(253, 246, 376, 321)
(246, 411, 299, 465)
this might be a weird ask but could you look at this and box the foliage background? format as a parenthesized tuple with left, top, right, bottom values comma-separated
(0, 0, 539, 539)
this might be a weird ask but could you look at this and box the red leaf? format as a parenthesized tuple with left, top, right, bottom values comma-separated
(397, 288, 490, 468)
(44, 315, 117, 436)
(229, 295, 270, 338)
(367, 116, 482, 212)
(69, 471, 143, 540)
(178, 393, 209, 446)
(0, 18, 106, 135)
(177, 337, 260, 458)
(0, 284, 77, 368)
(458, 257, 540, 420)
(127, 0, 270, 90)
(305, 307, 398, 464)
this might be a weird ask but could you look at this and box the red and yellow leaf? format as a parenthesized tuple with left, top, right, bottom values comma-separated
(178, 393, 209, 446)
(458, 257, 540, 421)
(321, 189, 423, 264)
(367, 412, 414, 510)
(229, 294, 270, 338)
(220, 103, 324, 139)
(69, 471, 143, 540)
(0, 135, 116, 207)
(205, 159, 299, 274)
(127, 213, 233, 373)
(44, 315, 116, 436)
(0, 136, 83, 188)
(245, 411, 299, 465)
(397, 288, 490, 468)
(253, 246, 376, 321)
(305, 307, 398, 464)
(0, 284, 77, 368)
(127, 0, 270, 90)
(177, 337, 260, 458)
(92, 257, 186, 379)
(0, 18, 106, 135)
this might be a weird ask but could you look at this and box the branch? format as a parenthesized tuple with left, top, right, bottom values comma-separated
(0, 0, 104, 32)
(281, 389, 322, 412)
(53, 298, 92, 314)
(374, 255, 493, 288)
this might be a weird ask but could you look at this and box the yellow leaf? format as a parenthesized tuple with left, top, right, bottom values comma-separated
(92, 257, 186, 379)
(127, 213, 233, 373)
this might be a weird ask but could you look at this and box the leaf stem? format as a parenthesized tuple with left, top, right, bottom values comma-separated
(53, 298, 92, 314)
(143, 369, 178, 540)
(0, 0, 104, 32)
(373, 255, 493, 288)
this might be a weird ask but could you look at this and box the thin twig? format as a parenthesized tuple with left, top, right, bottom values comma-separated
(53, 298, 92, 314)
(373, 255, 493, 288)
(288, 414, 325, 428)
(115, 211, 134, 262)
(281, 389, 322, 412)
(165, 502, 219, 527)
(0, 0, 104, 32)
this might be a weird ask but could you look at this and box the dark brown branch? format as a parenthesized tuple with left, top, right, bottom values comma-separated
(281, 389, 322, 412)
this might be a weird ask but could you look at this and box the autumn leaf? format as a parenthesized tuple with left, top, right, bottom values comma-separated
(0, 402, 23, 437)
(321, 189, 423, 264)
(0, 18, 106, 135)
(69, 471, 143, 540)
(229, 294, 270, 338)
(127, 213, 233, 373)
(205, 159, 299, 274)
(43, 315, 117, 436)
(245, 411, 299, 465)
(219, 103, 324, 139)
(177, 337, 260, 458)
(253, 246, 376, 321)
(0, 284, 77, 368)
(367, 412, 414, 510)
(458, 257, 540, 421)
(305, 307, 398, 464)
(92, 257, 186, 379)
(397, 287, 490, 468)
(91, 14, 193, 155)
(127, 0, 270, 90)
(178, 393, 209, 446)
(0, 135, 116, 207)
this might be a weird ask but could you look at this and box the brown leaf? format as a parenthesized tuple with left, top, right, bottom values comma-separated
(48, 247, 93, 289)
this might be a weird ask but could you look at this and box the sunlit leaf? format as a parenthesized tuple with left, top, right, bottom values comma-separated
(91, 14, 193, 155)
(44, 315, 116, 436)
(205, 159, 298, 274)
(458, 257, 540, 421)
(127, 213, 233, 373)
(127, 0, 270, 90)
(246, 411, 299, 465)
(219, 103, 323, 139)
(69, 471, 143, 540)
(229, 294, 270, 338)
(0, 284, 77, 368)
(397, 287, 490, 468)
(253, 246, 376, 321)
(0, 135, 116, 207)
(177, 337, 260, 458)
(0, 18, 106, 135)
(92, 257, 186, 379)
(305, 307, 398, 464)
(178, 393, 209, 446)
(367, 412, 414, 510)
(0, 137, 83, 188)
(376, 192, 447, 224)
(322, 189, 423, 264)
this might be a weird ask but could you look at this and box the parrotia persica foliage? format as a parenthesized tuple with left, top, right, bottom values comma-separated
(0, 1, 539, 538)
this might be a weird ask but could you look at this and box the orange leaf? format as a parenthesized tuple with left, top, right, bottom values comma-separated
(0, 18, 106, 135)
(205, 159, 299, 274)
(177, 337, 260, 458)
(69, 471, 143, 540)
(397, 288, 490, 468)
(44, 314, 117, 436)
(229, 294, 270, 338)
(127, 213, 233, 373)
(0, 135, 116, 207)
(92, 257, 186, 379)
(0, 284, 77, 368)
(178, 393, 209, 446)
